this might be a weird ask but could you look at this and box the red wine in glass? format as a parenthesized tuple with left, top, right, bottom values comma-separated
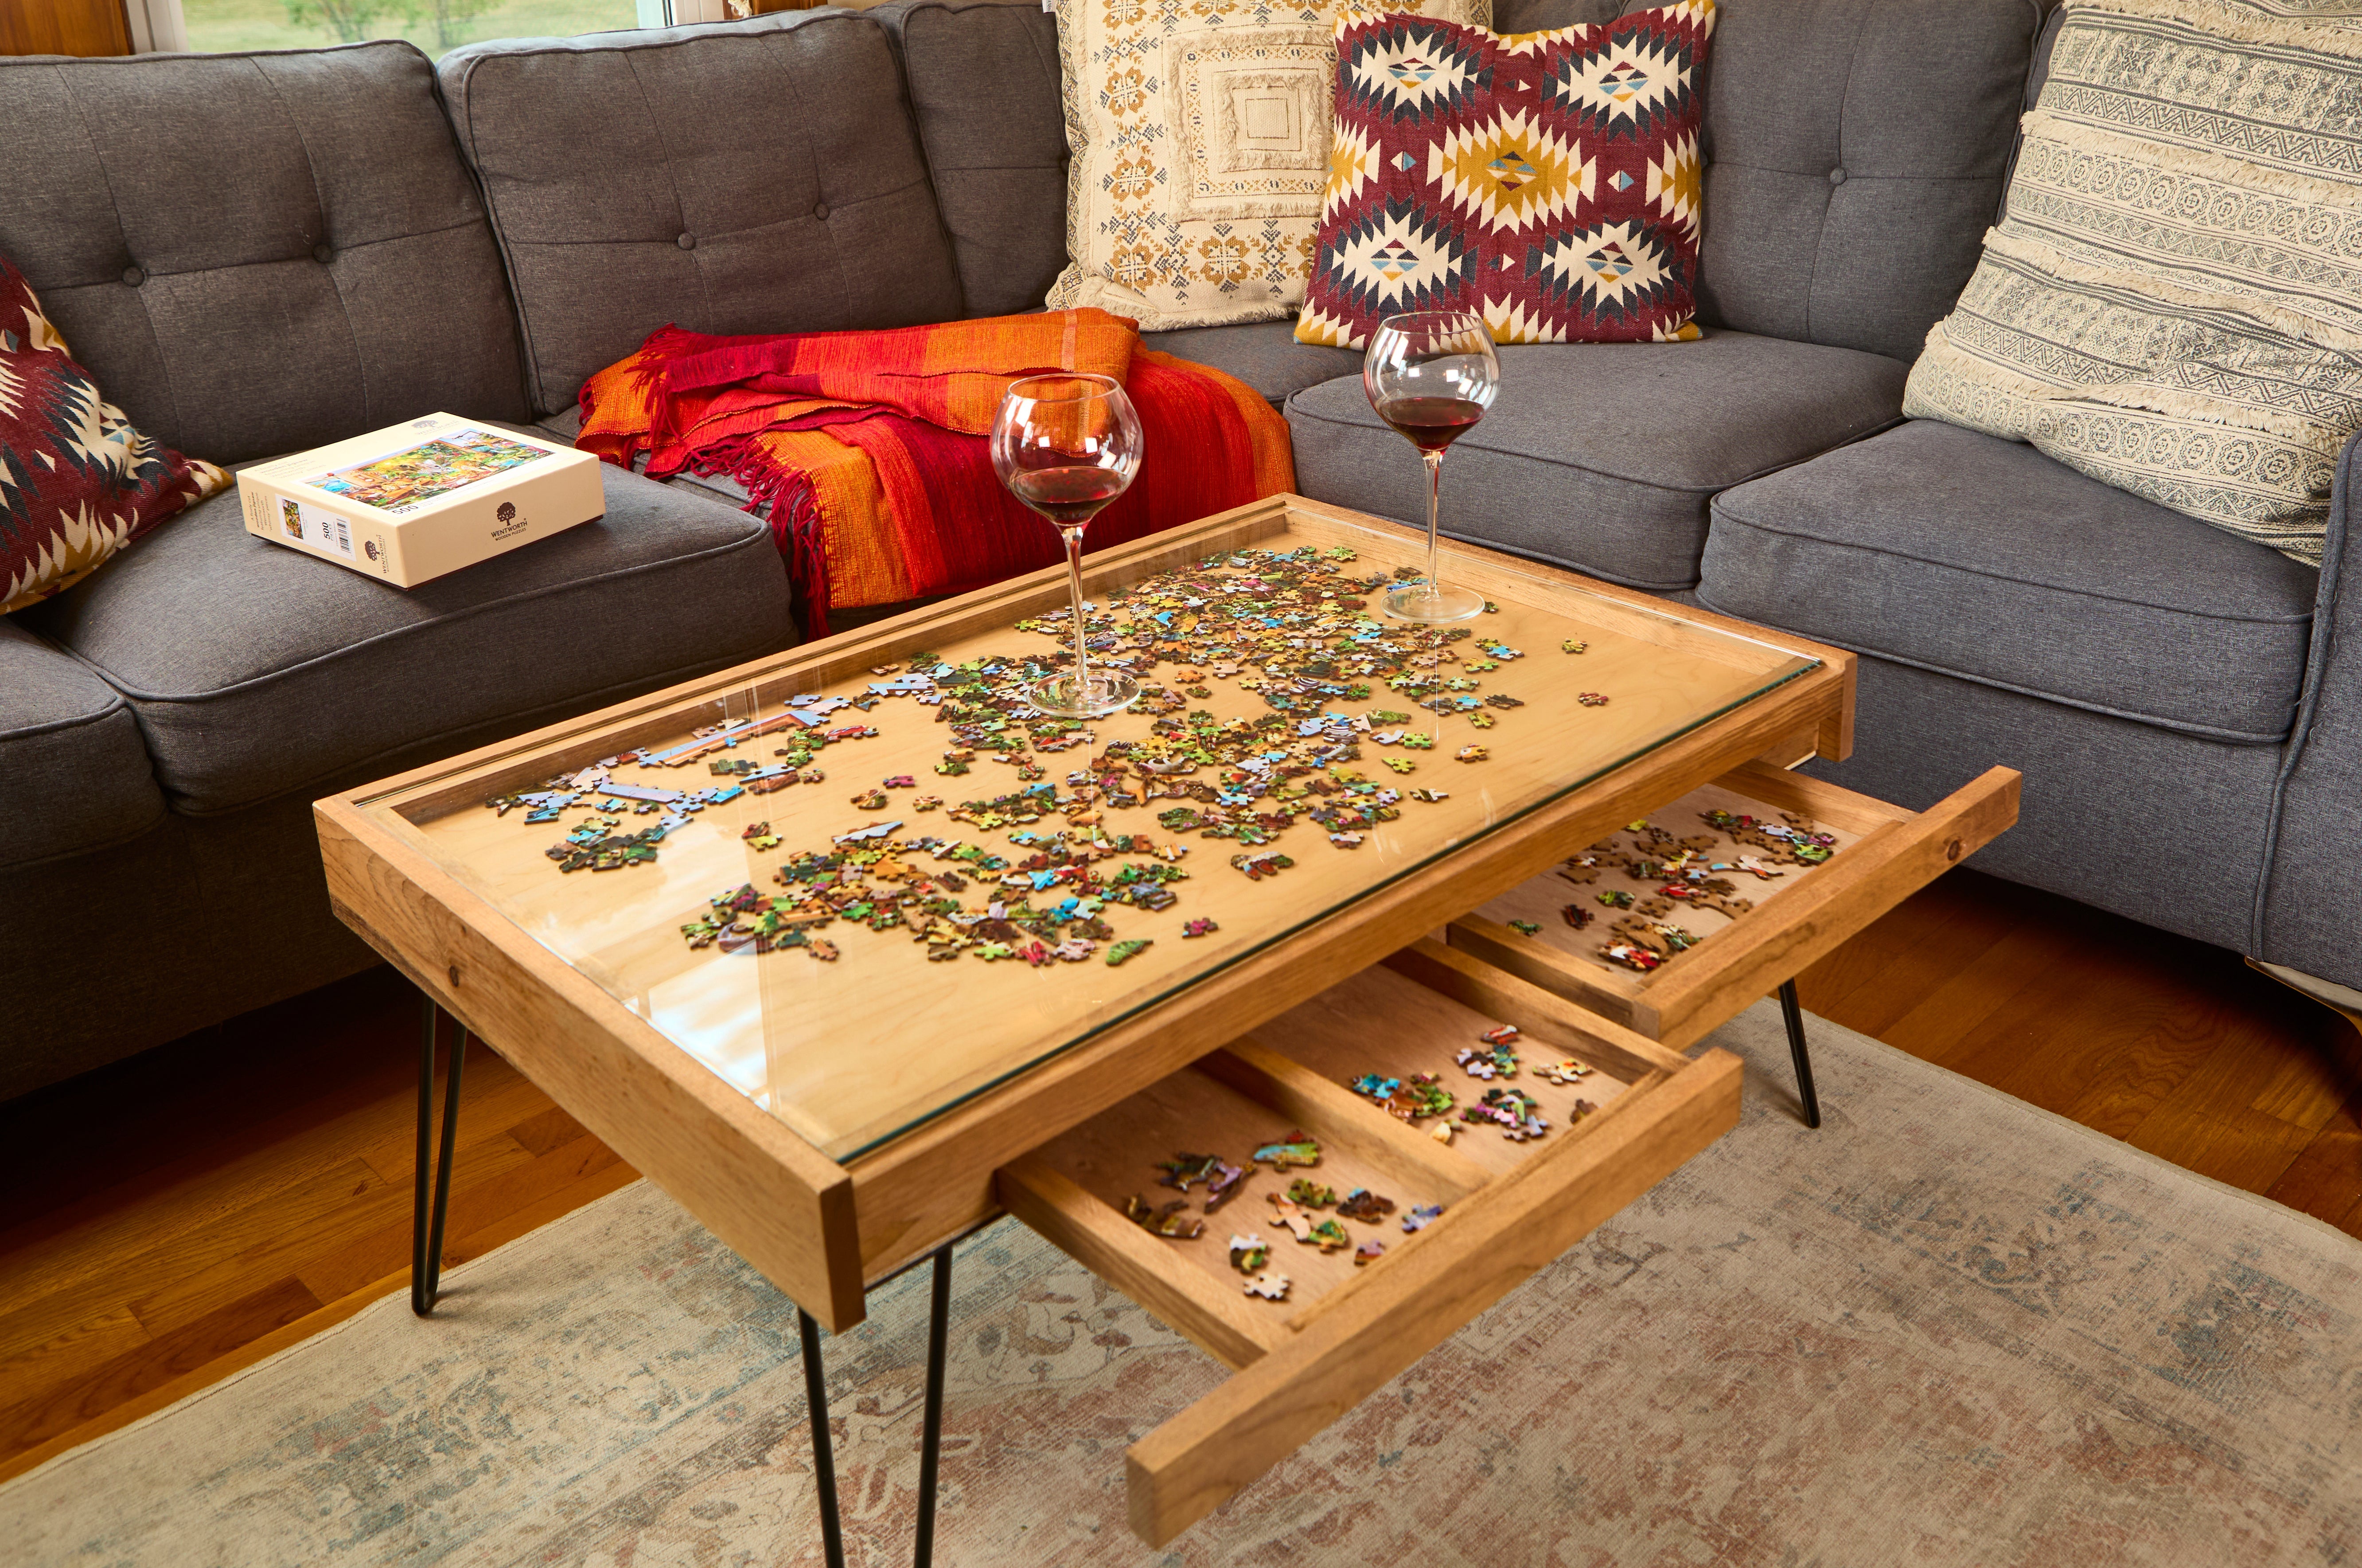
(1008, 466, 1129, 527)
(1376, 396, 1486, 455)
(1363, 310, 1499, 623)
(990, 373, 1145, 718)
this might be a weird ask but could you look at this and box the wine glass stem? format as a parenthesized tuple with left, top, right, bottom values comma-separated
(1063, 526, 1090, 698)
(1423, 450, 1445, 598)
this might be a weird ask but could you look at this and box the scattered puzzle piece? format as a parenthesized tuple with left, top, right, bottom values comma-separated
(1125, 1195, 1204, 1239)
(1229, 1233, 1270, 1273)
(1253, 1129, 1321, 1168)
(1267, 1194, 1315, 1242)
(1336, 1188, 1395, 1222)
(1286, 1177, 1337, 1208)
(1242, 1271, 1291, 1300)
(1402, 1203, 1445, 1232)
(1304, 1218, 1352, 1252)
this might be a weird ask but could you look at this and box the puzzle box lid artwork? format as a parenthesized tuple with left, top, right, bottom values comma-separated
(237, 413, 604, 588)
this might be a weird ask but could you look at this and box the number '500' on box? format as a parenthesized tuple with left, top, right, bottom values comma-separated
(237, 414, 604, 588)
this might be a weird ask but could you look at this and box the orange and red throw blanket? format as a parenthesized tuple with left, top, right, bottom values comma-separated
(576, 309, 1295, 632)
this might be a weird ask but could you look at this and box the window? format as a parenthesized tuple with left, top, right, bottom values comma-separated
(176, 0, 672, 60)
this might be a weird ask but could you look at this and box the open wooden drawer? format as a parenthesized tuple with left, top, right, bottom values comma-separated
(1446, 762, 2022, 1048)
(994, 938, 1742, 1545)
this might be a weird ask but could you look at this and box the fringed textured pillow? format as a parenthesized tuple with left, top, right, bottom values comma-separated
(0, 252, 227, 612)
(1903, 0, 2362, 565)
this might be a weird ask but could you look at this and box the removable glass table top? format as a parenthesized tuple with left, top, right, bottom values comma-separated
(353, 503, 1818, 1161)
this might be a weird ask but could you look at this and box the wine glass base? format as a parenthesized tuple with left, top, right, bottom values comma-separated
(1381, 581, 1487, 624)
(1028, 671, 1140, 719)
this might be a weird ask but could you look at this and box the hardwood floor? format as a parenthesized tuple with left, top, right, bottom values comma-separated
(2, 864, 2356, 1482)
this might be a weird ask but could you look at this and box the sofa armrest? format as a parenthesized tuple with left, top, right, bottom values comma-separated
(2253, 429, 2362, 987)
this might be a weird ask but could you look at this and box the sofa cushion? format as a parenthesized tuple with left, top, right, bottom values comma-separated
(1144, 322, 1363, 409)
(870, 0, 1067, 319)
(1699, 420, 2319, 743)
(19, 460, 795, 816)
(441, 14, 967, 418)
(0, 44, 528, 466)
(1286, 329, 1907, 590)
(0, 620, 167, 867)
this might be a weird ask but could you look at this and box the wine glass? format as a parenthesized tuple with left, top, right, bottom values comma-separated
(1364, 310, 1500, 623)
(992, 373, 1146, 718)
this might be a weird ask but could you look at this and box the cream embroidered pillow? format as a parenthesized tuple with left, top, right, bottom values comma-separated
(1047, 0, 1491, 331)
(1903, 0, 2362, 565)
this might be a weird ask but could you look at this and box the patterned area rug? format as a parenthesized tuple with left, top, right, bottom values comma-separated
(9, 1003, 2359, 1566)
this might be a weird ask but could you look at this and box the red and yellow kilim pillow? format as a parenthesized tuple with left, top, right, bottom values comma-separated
(0, 252, 226, 614)
(1295, 1, 1715, 349)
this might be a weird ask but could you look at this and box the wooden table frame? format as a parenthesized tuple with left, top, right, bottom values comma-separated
(316, 495, 1859, 1332)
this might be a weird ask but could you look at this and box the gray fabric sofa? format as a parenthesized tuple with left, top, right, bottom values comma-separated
(3, 0, 2351, 1100)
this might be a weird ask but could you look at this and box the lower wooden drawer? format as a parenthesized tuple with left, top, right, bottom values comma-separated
(995, 939, 1741, 1545)
(1447, 762, 2021, 1047)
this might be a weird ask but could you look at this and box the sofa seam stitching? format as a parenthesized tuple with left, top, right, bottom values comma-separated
(451, 10, 860, 64)
(159, 644, 787, 818)
(1286, 396, 1899, 499)
(1800, 1, 1870, 344)
(2247, 434, 2356, 954)
(1707, 509, 2317, 626)
(37, 219, 495, 290)
(251, 55, 375, 420)
(1692, 589, 2296, 744)
(55, 67, 183, 441)
(452, 55, 550, 415)
(0, 805, 174, 875)
(0, 687, 139, 745)
(61, 523, 776, 707)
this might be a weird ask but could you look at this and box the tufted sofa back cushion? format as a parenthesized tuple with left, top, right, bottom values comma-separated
(0, 43, 529, 465)
(1489, 0, 2042, 364)
(870, 0, 1068, 320)
(440, 12, 967, 417)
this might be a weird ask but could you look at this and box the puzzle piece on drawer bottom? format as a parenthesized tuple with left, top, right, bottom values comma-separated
(1242, 1272, 1292, 1301)
(1157, 1153, 1227, 1193)
(1336, 1188, 1395, 1222)
(1402, 1203, 1445, 1233)
(1228, 1234, 1270, 1273)
(1285, 1178, 1337, 1208)
(1355, 1240, 1385, 1266)
(1304, 1218, 1352, 1252)
(1252, 1130, 1321, 1168)
(1536, 1058, 1595, 1086)
(1267, 1195, 1314, 1242)
(1125, 1195, 1204, 1240)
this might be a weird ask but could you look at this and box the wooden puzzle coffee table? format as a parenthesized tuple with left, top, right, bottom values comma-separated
(317, 495, 2018, 1556)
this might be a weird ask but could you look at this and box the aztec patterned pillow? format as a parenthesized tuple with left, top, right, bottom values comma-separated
(1903, 0, 2362, 565)
(0, 253, 226, 614)
(1045, 0, 1492, 333)
(1294, 1, 1715, 350)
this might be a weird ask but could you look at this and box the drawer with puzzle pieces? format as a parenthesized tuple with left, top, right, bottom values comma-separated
(996, 938, 1742, 1545)
(1448, 761, 2019, 1048)
(995, 761, 2017, 1544)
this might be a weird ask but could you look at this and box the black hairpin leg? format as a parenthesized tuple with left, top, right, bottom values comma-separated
(413, 997, 467, 1316)
(799, 1308, 848, 1568)
(1777, 979, 1821, 1130)
(798, 1242, 958, 1568)
(914, 1245, 954, 1568)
